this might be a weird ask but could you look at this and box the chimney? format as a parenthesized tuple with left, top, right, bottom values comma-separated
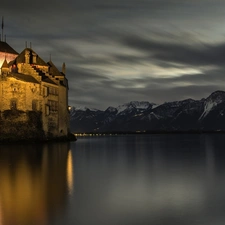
(62, 62, 66, 74)
(25, 49, 30, 64)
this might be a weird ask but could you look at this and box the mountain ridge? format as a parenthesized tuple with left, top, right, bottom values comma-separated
(70, 90, 225, 132)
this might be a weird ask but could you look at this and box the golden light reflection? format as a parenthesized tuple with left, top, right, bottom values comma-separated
(0, 197, 3, 225)
(0, 143, 70, 225)
(0, 157, 47, 225)
(67, 150, 74, 195)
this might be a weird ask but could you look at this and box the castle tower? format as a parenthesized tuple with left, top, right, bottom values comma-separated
(1, 58, 9, 75)
(0, 33, 70, 141)
(0, 41, 18, 69)
(0, 17, 18, 67)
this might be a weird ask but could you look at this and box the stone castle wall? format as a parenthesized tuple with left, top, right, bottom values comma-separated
(0, 75, 69, 141)
(0, 110, 44, 141)
(0, 77, 41, 111)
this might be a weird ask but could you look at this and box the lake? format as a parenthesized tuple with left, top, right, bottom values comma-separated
(0, 134, 225, 225)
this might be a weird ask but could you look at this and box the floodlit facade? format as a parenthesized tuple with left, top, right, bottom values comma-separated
(0, 41, 70, 140)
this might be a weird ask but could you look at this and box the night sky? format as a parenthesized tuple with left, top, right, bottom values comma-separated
(1, 0, 225, 110)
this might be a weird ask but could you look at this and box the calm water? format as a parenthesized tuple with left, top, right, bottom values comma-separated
(1, 134, 225, 225)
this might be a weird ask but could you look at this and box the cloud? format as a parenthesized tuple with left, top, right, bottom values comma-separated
(1, 0, 225, 109)
(122, 35, 225, 67)
(68, 62, 225, 110)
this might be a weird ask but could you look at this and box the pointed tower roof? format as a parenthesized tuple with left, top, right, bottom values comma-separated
(1, 58, 8, 68)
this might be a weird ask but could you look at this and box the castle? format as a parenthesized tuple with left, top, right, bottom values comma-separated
(0, 40, 70, 141)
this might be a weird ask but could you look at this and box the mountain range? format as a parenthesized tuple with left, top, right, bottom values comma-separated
(70, 90, 225, 133)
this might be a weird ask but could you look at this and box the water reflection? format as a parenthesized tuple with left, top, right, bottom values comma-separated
(67, 150, 73, 195)
(72, 134, 225, 225)
(1, 135, 225, 225)
(0, 142, 72, 225)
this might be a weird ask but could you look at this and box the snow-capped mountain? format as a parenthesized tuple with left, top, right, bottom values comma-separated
(70, 91, 225, 132)
(116, 101, 153, 115)
(199, 91, 225, 120)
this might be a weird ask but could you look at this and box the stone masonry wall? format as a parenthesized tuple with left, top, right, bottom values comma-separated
(0, 110, 45, 141)
(0, 77, 41, 111)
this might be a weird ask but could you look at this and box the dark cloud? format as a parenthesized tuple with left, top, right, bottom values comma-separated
(122, 36, 225, 67)
(68, 64, 225, 109)
(1, 0, 225, 109)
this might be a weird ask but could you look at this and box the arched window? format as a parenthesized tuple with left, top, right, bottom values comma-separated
(10, 99, 17, 110)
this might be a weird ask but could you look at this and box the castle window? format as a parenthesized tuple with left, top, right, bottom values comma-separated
(45, 105, 50, 116)
(48, 100, 58, 112)
(32, 52, 37, 64)
(43, 86, 49, 97)
(49, 87, 58, 96)
(32, 100, 38, 111)
(10, 99, 17, 110)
